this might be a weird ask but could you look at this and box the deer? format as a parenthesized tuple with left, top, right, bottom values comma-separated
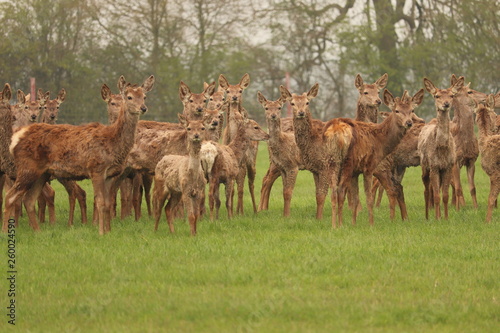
(418, 77, 463, 220)
(449, 75, 488, 210)
(205, 82, 225, 110)
(2, 75, 155, 235)
(336, 89, 423, 226)
(206, 112, 269, 220)
(12, 90, 44, 128)
(219, 73, 260, 215)
(0, 83, 57, 227)
(179, 81, 216, 120)
(474, 94, 500, 222)
(257, 91, 304, 217)
(153, 114, 209, 235)
(280, 83, 353, 228)
(38, 88, 66, 124)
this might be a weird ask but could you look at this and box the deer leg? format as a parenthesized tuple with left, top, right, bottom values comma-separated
(91, 175, 107, 235)
(165, 194, 181, 234)
(363, 173, 375, 226)
(142, 173, 153, 217)
(152, 179, 168, 231)
(208, 179, 217, 221)
(486, 178, 500, 223)
(422, 168, 431, 220)
(37, 192, 47, 224)
(247, 161, 258, 214)
(258, 163, 280, 212)
(22, 176, 50, 231)
(120, 177, 133, 219)
(225, 180, 234, 219)
(312, 173, 328, 220)
(236, 167, 246, 215)
(132, 173, 143, 221)
(430, 170, 441, 219)
(451, 164, 464, 210)
(74, 183, 88, 224)
(42, 184, 56, 225)
(442, 169, 453, 220)
(0, 174, 4, 221)
(282, 169, 298, 217)
(466, 161, 478, 209)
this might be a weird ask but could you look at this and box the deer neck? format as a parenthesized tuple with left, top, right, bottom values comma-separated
(376, 114, 406, 156)
(187, 140, 202, 173)
(228, 123, 249, 163)
(267, 118, 282, 142)
(224, 104, 243, 144)
(356, 102, 378, 123)
(451, 98, 475, 135)
(436, 109, 451, 145)
(110, 102, 141, 163)
(476, 110, 494, 148)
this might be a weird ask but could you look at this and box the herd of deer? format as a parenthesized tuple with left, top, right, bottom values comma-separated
(0, 73, 499, 236)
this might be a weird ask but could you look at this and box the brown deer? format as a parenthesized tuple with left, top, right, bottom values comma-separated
(12, 90, 44, 128)
(418, 77, 463, 220)
(336, 89, 422, 226)
(219, 73, 260, 215)
(354, 73, 388, 123)
(205, 82, 225, 110)
(39, 88, 66, 124)
(474, 94, 499, 222)
(280, 83, 353, 228)
(206, 114, 269, 220)
(257, 91, 304, 216)
(153, 114, 209, 235)
(449, 75, 487, 209)
(179, 81, 215, 120)
(2, 75, 155, 234)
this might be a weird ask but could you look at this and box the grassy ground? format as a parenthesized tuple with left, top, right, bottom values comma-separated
(2, 144, 499, 332)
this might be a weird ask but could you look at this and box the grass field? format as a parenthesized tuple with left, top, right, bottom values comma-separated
(2, 144, 499, 332)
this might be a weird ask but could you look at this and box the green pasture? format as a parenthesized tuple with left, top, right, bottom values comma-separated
(2, 144, 499, 332)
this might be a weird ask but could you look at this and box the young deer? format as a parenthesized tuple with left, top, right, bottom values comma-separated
(281, 83, 352, 227)
(12, 90, 44, 128)
(205, 82, 225, 110)
(153, 114, 209, 235)
(206, 114, 269, 220)
(337, 89, 422, 226)
(39, 88, 66, 124)
(219, 73, 259, 215)
(449, 75, 487, 210)
(354, 73, 388, 123)
(179, 81, 215, 120)
(418, 77, 463, 220)
(257, 92, 304, 216)
(2, 75, 154, 234)
(474, 95, 499, 222)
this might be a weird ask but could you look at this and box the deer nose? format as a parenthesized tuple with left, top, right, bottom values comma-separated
(196, 107, 203, 112)
(444, 102, 450, 108)
(212, 120, 218, 126)
(376, 99, 381, 105)
(406, 120, 413, 128)
(141, 106, 147, 113)
(271, 114, 277, 119)
(50, 114, 56, 119)
(31, 114, 37, 120)
(232, 96, 238, 101)
(298, 111, 305, 117)
(194, 134, 200, 139)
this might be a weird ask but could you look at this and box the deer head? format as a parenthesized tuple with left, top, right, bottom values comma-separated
(244, 118, 270, 141)
(206, 82, 226, 109)
(119, 75, 155, 116)
(203, 101, 227, 132)
(450, 74, 487, 107)
(0, 83, 12, 104)
(15, 90, 42, 124)
(355, 73, 388, 107)
(257, 91, 284, 123)
(218, 73, 250, 105)
(383, 89, 424, 130)
(101, 83, 124, 124)
(39, 88, 66, 124)
(178, 113, 207, 143)
(424, 76, 464, 112)
(179, 81, 215, 118)
(474, 94, 496, 134)
(280, 83, 319, 119)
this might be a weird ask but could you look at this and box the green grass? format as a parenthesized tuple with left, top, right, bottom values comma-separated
(2, 144, 500, 332)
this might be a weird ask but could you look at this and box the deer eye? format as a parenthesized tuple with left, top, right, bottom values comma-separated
(395, 110, 399, 113)
(222, 97, 225, 101)
(254, 126, 259, 129)
(265, 107, 268, 110)
(226, 90, 230, 93)
(111, 103, 116, 106)
(189, 99, 193, 103)
(467, 91, 473, 94)
(210, 97, 213, 101)
(128, 96, 133, 100)
(57, 106, 60, 109)
(364, 92, 369, 95)
(291, 103, 295, 106)
(39, 107, 42, 110)
(187, 128, 191, 131)
(239, 90, 242, 93)
(201, 127, 205, 130)
(204, 100, 207, 103)
(306, 102, 309, 105)
(434, 95, 439, 99)
(24, 106, 28, 109)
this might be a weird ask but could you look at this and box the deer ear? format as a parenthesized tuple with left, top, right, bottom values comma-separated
(57, 88, 66, 103)
(240, 73, 250, 89)
(354, 74, 363, 91)
(257, 91, 267, 106)
(101, 84, 112, 102)
(375, 73, 388, 90)
(486, 94, 495, 109)
(383, 89, 395, 109)
(118, 76, 127, 92)
(141, 75, 155, 93)
(423, 78, 437, 95)
(412, 89, 425, 107)
(203, 81, 216, 98)
(450, 74, 458, 86)
(218, 74, 229, 89)
(451, 76, 464, 94)
(179, 81, 191, 102)
(279, 85, 292, 101)
(178, 113, 188, 127)
(307, 83, 319, 100)
(17, 90, 26, 105)
(2, 83, 12, 101)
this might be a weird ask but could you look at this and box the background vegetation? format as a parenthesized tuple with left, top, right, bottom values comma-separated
(7, 145, 500, 332)
(0, 0, 498, 124)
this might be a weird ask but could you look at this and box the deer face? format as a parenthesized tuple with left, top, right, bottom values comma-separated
(424, 77, 463, 113)
(179, 81, 214, 118)
(120, 75, 154, 116)
(24, 100, 42, 123)
(257, 91, 283, 124)
(383, 89, 424, 130)
(40, 89, 65, 124)
(101, 83, 124, 124)
(203, 104, 225, 133)
(281, 83, 319, 120)
(355, 73, 388, 107)
(244, 119, 270, 141)
(14, 90, 41, 125)
(219, 73, 250, 105)
(207, 87, 225, 109)
(473, 94, 496, 131)
(184, 119, 206, 143)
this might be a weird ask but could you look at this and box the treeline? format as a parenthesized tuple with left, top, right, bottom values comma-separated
(0, 0, 498, 124)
